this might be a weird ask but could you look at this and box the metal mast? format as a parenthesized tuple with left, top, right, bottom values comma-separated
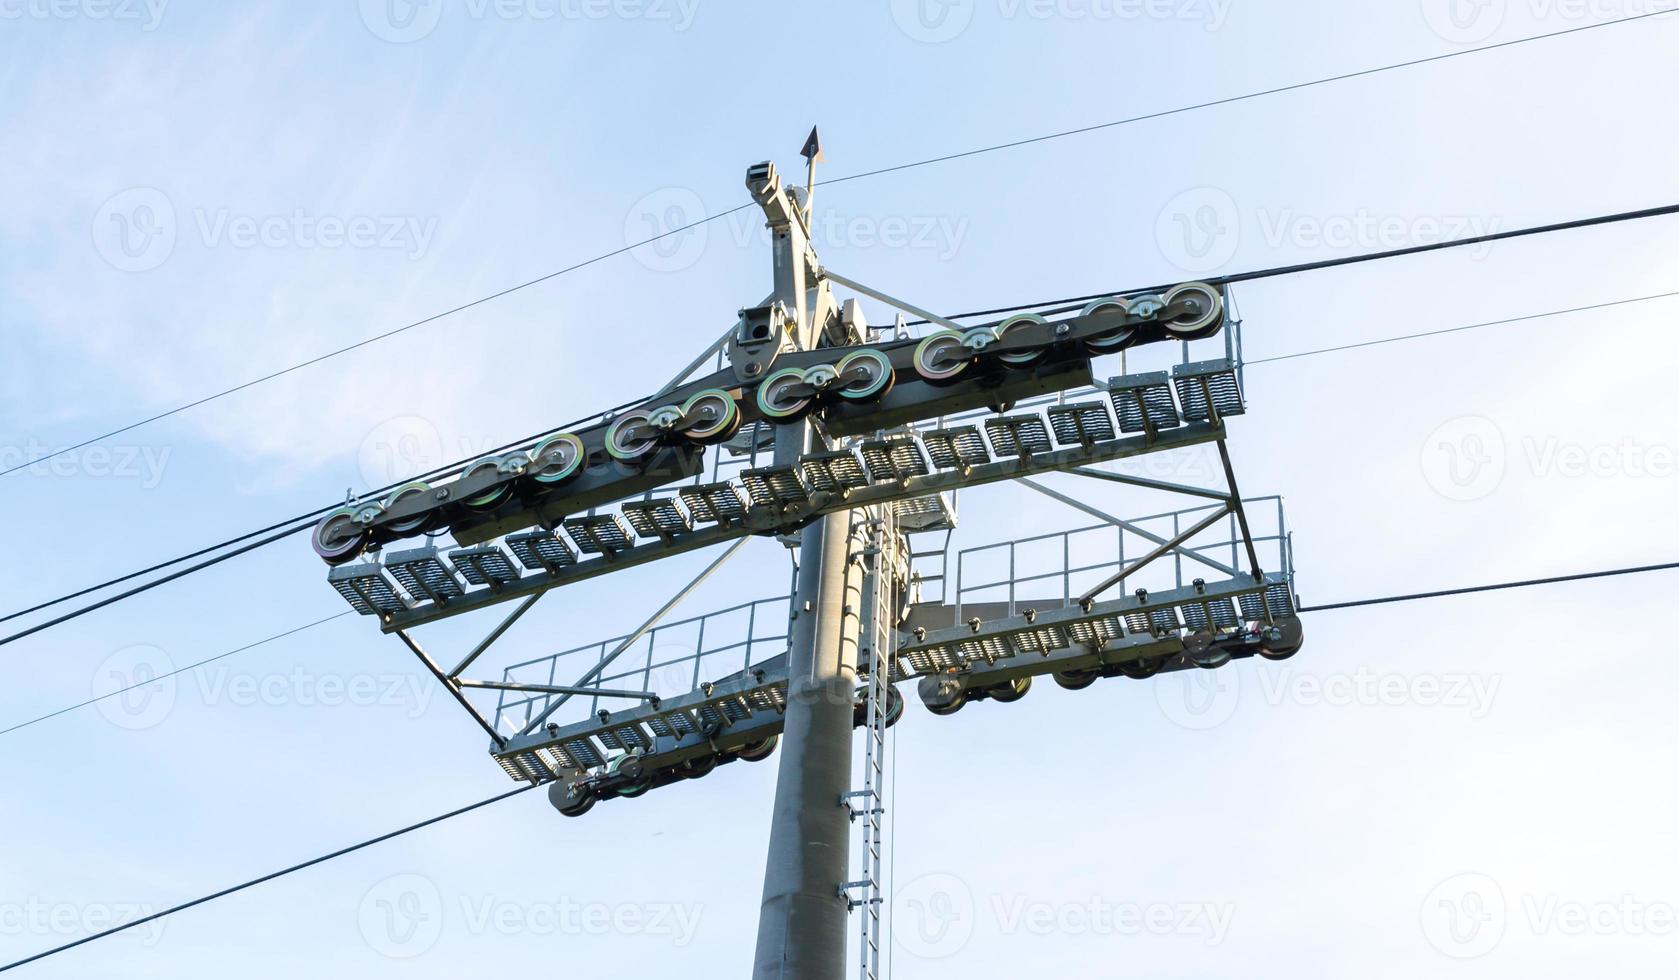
(751, 139, 863, 980)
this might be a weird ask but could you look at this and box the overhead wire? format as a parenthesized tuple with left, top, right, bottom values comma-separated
(11, 5, 1674, 481)
(0, 393, 653, 644)
(0, 785, 536, 974)
(8, 552, 1679, 971)
(9, 7, 1679, 973)
(10, 211, 1679, 647)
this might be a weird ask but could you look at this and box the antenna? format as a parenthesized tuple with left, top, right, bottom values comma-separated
(800, 125, 824, 221)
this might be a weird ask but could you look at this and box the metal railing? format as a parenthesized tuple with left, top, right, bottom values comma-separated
(950, 496, 1290, 623)
(492, 588, 794, 736)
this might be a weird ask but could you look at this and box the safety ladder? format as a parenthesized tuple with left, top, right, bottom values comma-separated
(842, 506, 901, 980)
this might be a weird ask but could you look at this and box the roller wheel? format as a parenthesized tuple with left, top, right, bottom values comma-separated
(383, 481, 438, 536)
(680, 388, 742, 444)
(836, 349, 895, 401)
(988, 676, 1032, 703)
(608, 753, 650, 796)
(461, 456, 518, 511)
(918, 672, 966, 715)
(737, 735, 779, 762)
(803, 363, 840, 393)
(548, 780, 595, 817)
(1184, 630, 1232, 670)
(680, 754, 719, 780)
(1162, 282, 1224, 339)
(529, 432, 586, 485)
(925, 693, 966, 716)
(994, 314, 1048, 366)
(913, 331, 970, 383)
(312, 506, 368, 565)
(755, 367, 814, 421)
(1259, 616, 1305, 661)
(647, 403, 685, 433)
(605, 411, 658, 462)
(883, 686, 905, 728)
(854, 685, 905, 728)
(1053, 669, 1100, 691)
(1117, 658, 1161, 680)
(1080, 297, 1137, 353)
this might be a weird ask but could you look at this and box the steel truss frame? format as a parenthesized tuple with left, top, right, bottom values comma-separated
(337, 323, 1274, 777)
(314, 145, 1302, 980)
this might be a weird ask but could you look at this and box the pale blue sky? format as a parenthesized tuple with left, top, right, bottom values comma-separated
(3, 1, 1679, 976)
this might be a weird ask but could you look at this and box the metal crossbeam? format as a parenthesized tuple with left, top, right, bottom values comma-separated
(458, 678, 659, 702)
(378, 421, 1224, 631)
(1017, 477, 1242, 579)
(1078, 504, 1234, 603)
(515, 537, 749, 737)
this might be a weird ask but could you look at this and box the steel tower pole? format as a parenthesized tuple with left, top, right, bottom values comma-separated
(751, 155, 860, 980)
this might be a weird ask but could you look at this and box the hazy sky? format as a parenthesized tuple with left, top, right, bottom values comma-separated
(3, 2, 1678, 977)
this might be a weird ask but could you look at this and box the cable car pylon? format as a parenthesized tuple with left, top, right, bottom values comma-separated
(310, 135, 1304, 980)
